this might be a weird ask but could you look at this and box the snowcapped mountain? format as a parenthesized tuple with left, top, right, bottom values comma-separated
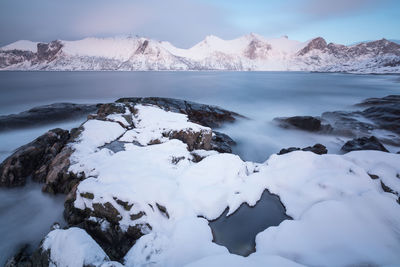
(1, 34, 399, 73)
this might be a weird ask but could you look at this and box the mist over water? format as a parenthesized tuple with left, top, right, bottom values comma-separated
(0, 71, 399, 263)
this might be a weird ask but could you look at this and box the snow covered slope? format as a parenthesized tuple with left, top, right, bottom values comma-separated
(1, 34, 399, 73)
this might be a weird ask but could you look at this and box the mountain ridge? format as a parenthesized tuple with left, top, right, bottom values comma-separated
(1, 34, 399, 73)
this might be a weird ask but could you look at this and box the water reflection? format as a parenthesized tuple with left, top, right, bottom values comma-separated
(209, 190, 291, 256)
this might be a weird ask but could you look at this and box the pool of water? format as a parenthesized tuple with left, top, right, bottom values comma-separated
(209, 190, 291, 256)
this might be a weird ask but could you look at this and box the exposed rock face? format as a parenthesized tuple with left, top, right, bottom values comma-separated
(0, 103, 98, 132)
(166, 129, 212, 151)
(341, 136, 389, 153)
(276, 116, 323, 132)
(5, 245, 50, 267)
(278, 144, 328, 155)
(41, 146, 82, 194)
(135, 40, 149, 54)
(0, 128, 70, 187)
(0, 50, 35, 68)
(36, 40, 63, 62)
(356, 95, 400, 106)
(298, 37, 328, 56)
(244, 38, 271, 60)
(64, 197, 146, 261)
(211, 131, 236, 153)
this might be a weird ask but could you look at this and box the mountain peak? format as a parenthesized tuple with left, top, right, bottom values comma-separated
(297, 37, 327, 56)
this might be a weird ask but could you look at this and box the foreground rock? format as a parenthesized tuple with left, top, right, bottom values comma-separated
(341, 136, 389, 153)
(0, 128, 70, 187)
(275, 95, 400, 147)
(5, 97, 400, 267)
(0, 103, 98, 132)
(278, 143, 328, 155)
(2, 98, 241, 264)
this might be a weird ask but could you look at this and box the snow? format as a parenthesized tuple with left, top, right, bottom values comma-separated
(42, 227, 112, 267)
(0, 40, 38, 52)
(120, 104, 211, 146)
(50, 104, 400, 266)
(185, 254, 305, 267)
(1, 34, 399, 73)
(61, 37, 140, 61)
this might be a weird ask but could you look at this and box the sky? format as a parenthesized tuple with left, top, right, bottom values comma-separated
(0, 0, 399, 47)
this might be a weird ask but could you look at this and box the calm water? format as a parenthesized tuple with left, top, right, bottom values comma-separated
(0, 71, 399, 263)
(209, 190, 291, 256)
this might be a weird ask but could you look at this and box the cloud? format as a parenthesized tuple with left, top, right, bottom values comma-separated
(298, 0, 385, 18)
(0, 0, 240, 47)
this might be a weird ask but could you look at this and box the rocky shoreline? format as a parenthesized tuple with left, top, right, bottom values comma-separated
(274, 95, 400, 152)
(1, 96, 400, 267)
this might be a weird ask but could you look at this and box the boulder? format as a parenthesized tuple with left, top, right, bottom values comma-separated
(0, 128, 70, 187)
(211, 131, 236, 153)
(278, 144, 328, 155)
(341, 136, 389, 153)
(63, 194, 148, 261)
(275, 95, 400, 147)
(0, 103, 98, 132)
(165, 128, 212, 151)
(276, 116, 322, 132)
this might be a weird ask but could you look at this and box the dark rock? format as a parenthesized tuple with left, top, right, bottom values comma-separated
(165, 129, 212, 151)
(130, 212, 145, 221)
(357, 95, 400, 107)
(341, 136, 389, 153)
(41, 146, 83, 194)
(362, 104, 400, 135)
(211, 131, 236, 153)
(78, 219, 141, 261)
(96, 103, 126, 119)
(302, 144, 328, 155)
(116, 97, 241, 128)
(156, 203, 170, 219)
(63, 193, 147, 262)
(0, 128, 70, 187)
(0, 50, 36, 69)
(92, 202, 122, 225)
(36, 40, 63, 62)
(275, 95, 400, 147)
(0, 103, 98, 132)
(135, 40, 149, 54)
(113, 197, 133, 211)
(368, 173, 380, 180)
(278, 147, 301, 155)
(278, 143, 328, 155)
(298, 37, 327, 56)
(5, 244, 50, 267)
(320, 111, 373, 136)
(381, 181, 396, 195)
(277, 116, 322, 132)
